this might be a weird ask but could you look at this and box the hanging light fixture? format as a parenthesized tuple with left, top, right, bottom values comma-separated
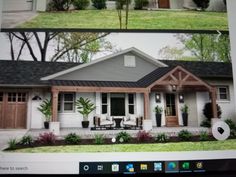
(172, 85, 177, 92)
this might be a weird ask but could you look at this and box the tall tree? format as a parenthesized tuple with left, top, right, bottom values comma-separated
(159, 34, 231, 62)
(6, 32, 112, 63)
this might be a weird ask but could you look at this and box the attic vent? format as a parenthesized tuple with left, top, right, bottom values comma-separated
(124, 55, 136, 67)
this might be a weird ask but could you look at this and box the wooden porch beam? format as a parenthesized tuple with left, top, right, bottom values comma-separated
(52, 89, 59, 122)
(211, 87, 218, 118)
(52, 86, 147, 93)
(143, 91, 150, 120)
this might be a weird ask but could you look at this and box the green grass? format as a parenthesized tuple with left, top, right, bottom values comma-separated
(19, 10, 228, 30)
(9, 139, 236, 153)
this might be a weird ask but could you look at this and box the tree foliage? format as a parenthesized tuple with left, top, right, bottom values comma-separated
(48, 0, 74, 11)
(159, 34, 231, 62)
(6, 32, 112, 63)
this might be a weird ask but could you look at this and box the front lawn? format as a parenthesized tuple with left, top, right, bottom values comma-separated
(9, 139, 236, 153)
(19, 10, 228, 30)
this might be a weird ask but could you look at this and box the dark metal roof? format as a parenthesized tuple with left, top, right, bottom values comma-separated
(0, 60, 232, 88)
(160, 60, 233, 79)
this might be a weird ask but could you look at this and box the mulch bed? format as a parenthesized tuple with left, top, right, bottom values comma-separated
(4, 135, 221, 151)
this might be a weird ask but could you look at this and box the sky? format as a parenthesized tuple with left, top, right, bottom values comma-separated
(0, 32, 185, 61)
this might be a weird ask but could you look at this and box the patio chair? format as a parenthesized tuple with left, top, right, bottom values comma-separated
(123, 115, 143, 130)
(93, 115, 114, 130)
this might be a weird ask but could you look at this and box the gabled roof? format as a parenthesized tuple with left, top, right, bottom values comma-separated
(0, 59, 232, 87)
(41, 47, 168, 80)
(160, 60, 232, 79)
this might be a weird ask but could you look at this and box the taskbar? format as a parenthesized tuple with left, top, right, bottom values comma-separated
(79, 159, 236, 175)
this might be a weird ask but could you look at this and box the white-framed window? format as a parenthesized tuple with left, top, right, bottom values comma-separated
(217, 86, 230, 101)
(101, 93, 108, 114)
(124, 55, 136, 67)
(58, 93, 75, 112)
(128, 93, 136, 114)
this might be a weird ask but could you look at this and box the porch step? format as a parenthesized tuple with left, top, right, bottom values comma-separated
(166, 118, 179, 127)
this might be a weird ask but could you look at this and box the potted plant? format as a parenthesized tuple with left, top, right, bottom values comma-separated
(154, 105, 163, 127)
(181, 104, 189, 126)
(37, 99, 52, 129)
(76, 97, 96, 128)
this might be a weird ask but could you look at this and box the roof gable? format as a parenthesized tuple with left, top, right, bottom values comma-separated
(41, 47, 167, 81)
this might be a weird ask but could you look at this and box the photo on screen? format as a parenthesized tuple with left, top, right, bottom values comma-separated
(1, 0, 228, 30)
(0, 31, 235, 175)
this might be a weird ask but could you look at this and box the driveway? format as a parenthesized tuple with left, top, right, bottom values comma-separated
(1, 12, 38, 28)
(0, 129, 27, 151)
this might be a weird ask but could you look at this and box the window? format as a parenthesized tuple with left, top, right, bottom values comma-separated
(17, 93, 26, 102)
(58, 93, 75, 112)
(217, 86, 230, 101)
(101, 93, 108, 114)
(128, 93, 135, 114)
(8, 93, 17, 102)
(0, 92, 3, 102)
(124, 55, 136, 67)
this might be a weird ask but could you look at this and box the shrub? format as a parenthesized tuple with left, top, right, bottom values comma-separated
(73, 0, 90, 10)
(200, 119, 211, 128)
(116, 131, 131, 143)
(134, 0, 149, 10)
(136, 131, 152, 142)
(92, 0, 107, 9)
(203, 102, 222, 121)
(37, 132, 56, 145)
(193, 0, 209, 10)
(94, 134, 104, 144)
(225, 119, 236, 138)
(48, 0, 73, 11)
(65, 133, 81, 144)
(20, 135, 33, 145)
(178, 130, 192, 141)
(8, 138, 18, 150)
(116, 0, 131, 9)
(199, 131, 209, 141)
(155, 133, 169, 143)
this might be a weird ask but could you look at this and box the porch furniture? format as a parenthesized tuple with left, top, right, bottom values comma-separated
(123, 115, 143, 130)
(93, 115, 114, 130)
(113, 117, 123, 128)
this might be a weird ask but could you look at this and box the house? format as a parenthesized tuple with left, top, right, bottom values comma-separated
(0, 48, 234, 131)
(2, 0, 226, 12)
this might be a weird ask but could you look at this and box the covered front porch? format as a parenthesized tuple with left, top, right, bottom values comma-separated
(49, 66, 218, 131)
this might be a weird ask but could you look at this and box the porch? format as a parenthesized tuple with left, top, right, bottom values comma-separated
(26, 127, 211, 139)
(49, 66, 218, 131)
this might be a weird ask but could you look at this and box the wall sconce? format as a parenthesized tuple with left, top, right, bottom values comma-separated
(172, 85, 177, 92)
(32, 95, 42, 101)
(155, 93, 161, 103)
(179, 94, 184, 103)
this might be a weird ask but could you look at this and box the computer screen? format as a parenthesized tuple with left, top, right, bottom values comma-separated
(0, 0, 236, 176)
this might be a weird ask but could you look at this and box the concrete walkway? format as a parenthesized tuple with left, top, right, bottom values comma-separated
(0, 129, 28, 151)
(1, 12, 38, 28)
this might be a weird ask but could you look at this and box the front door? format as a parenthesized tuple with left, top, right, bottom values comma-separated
(158, 0, 170, 8)
(165, 93, 178, 127)
(110, 94, 125, 116)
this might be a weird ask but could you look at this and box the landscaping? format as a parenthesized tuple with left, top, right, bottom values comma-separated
(4, 130, 236, 153)
(19, 10, 228, 30)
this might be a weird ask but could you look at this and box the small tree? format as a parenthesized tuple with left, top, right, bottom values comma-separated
(76, 97, 96, 121)
(116, 0, 131, 29)
(203, 102, 222, 121)
(193, 0, 210, 10)
(37, 99, 52, 122)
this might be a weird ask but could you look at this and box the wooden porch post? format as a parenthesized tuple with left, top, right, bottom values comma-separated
(210, 87, 218, 118)
(143, 91, 150, 120)
(52, 89, 59, 122)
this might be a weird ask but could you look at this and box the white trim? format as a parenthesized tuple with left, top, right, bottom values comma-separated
(41, 47, 168, 81)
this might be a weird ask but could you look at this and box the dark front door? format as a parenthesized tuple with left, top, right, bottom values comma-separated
(165, 93, 178, 127)
(158, 0, 170, 8)
(111, 97, 125, 116)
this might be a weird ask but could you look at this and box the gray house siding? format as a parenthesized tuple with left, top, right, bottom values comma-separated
(55, 52, 158, 82)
